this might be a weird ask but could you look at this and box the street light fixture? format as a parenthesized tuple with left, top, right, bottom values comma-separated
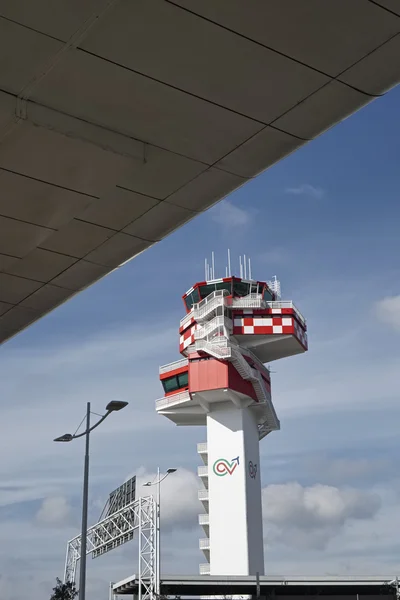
(143, 467, 177, 595)
(54, 400, 128, 600)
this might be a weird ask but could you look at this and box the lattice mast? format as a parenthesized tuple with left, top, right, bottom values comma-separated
(64, 495, 157, 600)
(156, 252, 308, 576)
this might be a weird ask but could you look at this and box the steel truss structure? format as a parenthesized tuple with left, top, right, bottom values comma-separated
(64, 495, 157, 600)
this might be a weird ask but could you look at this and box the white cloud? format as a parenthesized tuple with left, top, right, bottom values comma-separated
(210, 199, 251, 227)
(136, 467, 200, 530)
(285, 183, 324, 199)
(36, 496, 72, 526)
(263, 482, 380, 550)
(375, 295, 400, 331)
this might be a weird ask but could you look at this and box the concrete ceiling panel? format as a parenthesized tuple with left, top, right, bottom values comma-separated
(0, 273, 42, 304)
(39, 219, 115, 258)
(51, 260, 110, 291)
(0, 122, 128, 196)
(372, 1, 400, 16)
(0, 0, 108, 40)
(0, 18, 63, 94)
(339, 34, 400, 95)
(0, 90, 15, 130)
(0, 301, 13, 316)
(118, 146, 206, 200)
(3, 248, 76, 283)
(0, 169, 94, 228)
(273, 81, 368, 140)
(20, 284, 72, 311)
(0, 254, 19, 272)
(170, 0, 400, 75)
(0, 215, 54, 258)
(81, 0, 329, 123)
(215, 126, 303, 179)
(84, 233, 151, 268)
(32, 49, 263, 163)
(167, 168, 246, 211)
(0, 305, 40, 340)
(123, 202, 195, 241)
(77, 188, 160, 230)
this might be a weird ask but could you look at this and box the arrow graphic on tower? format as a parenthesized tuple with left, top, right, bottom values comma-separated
(213, 456, 240, 476)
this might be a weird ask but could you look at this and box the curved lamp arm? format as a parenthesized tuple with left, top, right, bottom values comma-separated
(71, 411, 110, 439)
(54, 401, 128, 443)
(143, 469, 177, 487)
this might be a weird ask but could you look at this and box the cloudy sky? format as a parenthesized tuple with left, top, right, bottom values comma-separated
(1, 84, 400, 599)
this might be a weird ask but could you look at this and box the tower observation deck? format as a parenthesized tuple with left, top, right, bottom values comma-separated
(156, 263, 307, 577)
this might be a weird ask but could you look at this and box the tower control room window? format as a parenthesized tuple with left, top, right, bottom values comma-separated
(162, 371, 189, 394)
(199, 281, 232, 300)
(233, 280, 250, 297)
(263, 287, 273, 302)
(185, 288, 200, 310)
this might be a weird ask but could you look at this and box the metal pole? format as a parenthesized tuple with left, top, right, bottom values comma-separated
(157, 467, 160, 596)
(79, 402, 90, 600)
(138, 497, 142, 600)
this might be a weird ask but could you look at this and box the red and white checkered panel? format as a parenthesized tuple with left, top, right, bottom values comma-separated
(233, 315, 295, 335)
(233, 315, 307, 349)
(179, 323, 198, 354)
(233, 307, 307, 331)
(294, 320, 308, 349)
(179, 314, 195, 334)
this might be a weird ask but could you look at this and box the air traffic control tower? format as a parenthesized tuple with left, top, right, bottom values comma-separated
(156, 256, 308, 577)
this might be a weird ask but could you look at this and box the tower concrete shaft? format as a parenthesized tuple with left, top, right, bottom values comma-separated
(207, 405, 264, 575)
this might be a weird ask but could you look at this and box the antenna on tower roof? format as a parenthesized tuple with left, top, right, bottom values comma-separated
(268, 275, 281, 299)
(243, 254, 247, 279)
(227, 249, 231, 277)
(239, 255, 243, 278)
(248, 257, 252, 280)
(211, 251, 215, 280)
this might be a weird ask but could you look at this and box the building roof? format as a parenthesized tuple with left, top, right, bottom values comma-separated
(113, 574, 398, 597)
(1, 1, 400, 344)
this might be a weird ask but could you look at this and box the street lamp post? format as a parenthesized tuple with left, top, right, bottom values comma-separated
(143, 468, 177, 596)
(54, 400, 128, 600)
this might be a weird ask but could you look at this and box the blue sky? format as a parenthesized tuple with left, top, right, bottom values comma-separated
(1, 85, 400, 599)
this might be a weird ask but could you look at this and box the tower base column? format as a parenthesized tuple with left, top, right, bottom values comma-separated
(207, 403, 264, 576)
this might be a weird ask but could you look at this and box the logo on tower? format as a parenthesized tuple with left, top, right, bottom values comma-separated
(248, 461, 258, 479)
(213, 456, 240, 477)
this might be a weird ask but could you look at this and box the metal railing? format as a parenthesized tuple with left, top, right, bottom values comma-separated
(232, 294, 265, 309)
(194, 315, 232, 341)
(193, 290, 228, 322)
(180, 311, 194, 330)
(195, 338, 232, 359)
(199, 563, 210, 575)
(155, 391, 190, 410)
(258, 419, 274, 440)
(199, 538, 210, 550)
(198, 466, 208, 477)
(267, 300, 306, 327)
(199, 514, 209, 525)
(159, 358, 188, 375)
(198, 489, 209, 501)
(197, 442, 208, 453)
